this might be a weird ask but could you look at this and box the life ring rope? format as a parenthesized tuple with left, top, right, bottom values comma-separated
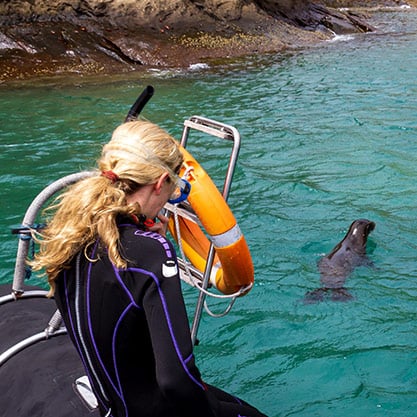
(168, 146, 254, 297)
(172, 204, 253, 304)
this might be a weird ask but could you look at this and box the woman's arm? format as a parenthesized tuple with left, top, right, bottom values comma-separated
(142, 255, 217, 417)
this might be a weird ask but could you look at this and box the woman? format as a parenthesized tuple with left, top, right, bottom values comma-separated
(32, 120, 267, 417)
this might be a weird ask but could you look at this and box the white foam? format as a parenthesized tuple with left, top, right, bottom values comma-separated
(328, 33, 355, 43)
(188, 63, 210, 71)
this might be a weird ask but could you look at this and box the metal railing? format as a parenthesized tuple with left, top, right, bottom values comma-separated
(1, 115, 242, 364)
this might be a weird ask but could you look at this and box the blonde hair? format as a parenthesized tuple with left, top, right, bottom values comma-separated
(31, 120, 183, 295)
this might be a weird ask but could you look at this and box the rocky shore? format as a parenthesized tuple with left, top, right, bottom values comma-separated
(0, 0, 415, 83)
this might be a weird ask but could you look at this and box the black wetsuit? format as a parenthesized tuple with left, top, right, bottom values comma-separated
(54, 217, 267, 417)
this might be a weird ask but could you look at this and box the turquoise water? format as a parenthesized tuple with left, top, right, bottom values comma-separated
(1, 8, 417, 416)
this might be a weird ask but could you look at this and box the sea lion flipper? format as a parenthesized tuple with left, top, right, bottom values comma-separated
(303, 288, 328, 304)
(330, 288, 354, 302)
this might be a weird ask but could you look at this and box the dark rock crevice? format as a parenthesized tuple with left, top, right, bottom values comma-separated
(0, 0, 414, 82)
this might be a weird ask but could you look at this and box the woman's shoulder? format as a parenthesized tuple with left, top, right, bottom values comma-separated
(119, 227, 180, 284)
(120, 225, 176, 261)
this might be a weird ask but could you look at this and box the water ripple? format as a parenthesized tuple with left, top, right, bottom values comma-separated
(2, 9, 417, 417)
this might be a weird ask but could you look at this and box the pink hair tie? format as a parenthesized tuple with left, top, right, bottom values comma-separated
(101, 170, 119, 183)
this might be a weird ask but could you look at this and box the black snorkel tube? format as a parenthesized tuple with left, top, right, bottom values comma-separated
(124, 85, 169, 226)
(124, 85, 154, 122)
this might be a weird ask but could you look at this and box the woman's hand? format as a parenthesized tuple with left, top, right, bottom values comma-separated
(147, 212, 169, 236)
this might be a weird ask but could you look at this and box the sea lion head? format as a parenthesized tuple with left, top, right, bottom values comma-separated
(344, 218, 375, 253)
(317, 218, 375, 290)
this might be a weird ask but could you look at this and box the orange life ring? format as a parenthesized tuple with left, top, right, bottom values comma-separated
(168, 146, 254, 296)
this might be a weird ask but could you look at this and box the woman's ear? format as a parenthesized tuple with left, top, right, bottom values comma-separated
(155, 172, 170, 194)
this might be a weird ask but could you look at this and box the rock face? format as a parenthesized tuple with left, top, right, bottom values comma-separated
(0, 0, 409, 82)
(256, 0, 375, 33)
(0, 0, 375, 32)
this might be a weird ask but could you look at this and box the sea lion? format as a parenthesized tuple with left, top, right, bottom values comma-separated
(304, 219, 375, 303)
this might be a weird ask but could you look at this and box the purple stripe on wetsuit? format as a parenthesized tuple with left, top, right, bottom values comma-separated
(134, 229, 173, 258)
(62, 271, 110, 414)
(112, 303, 136, 415)
(130, 226, 203, 389)
(184, 353, 193, 364)
(126, 265, 205, 391)
(85, 252, 131, 415)
(110, 262, 140, 307)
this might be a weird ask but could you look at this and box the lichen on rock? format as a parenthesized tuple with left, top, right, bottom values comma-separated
(0, 0, 413, 82)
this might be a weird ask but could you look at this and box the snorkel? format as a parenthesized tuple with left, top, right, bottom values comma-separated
(124, 85, 191, 206)
(124, 85, 156, 227)
(124, 85, 154, 122)
(123, 85, 190, 227)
